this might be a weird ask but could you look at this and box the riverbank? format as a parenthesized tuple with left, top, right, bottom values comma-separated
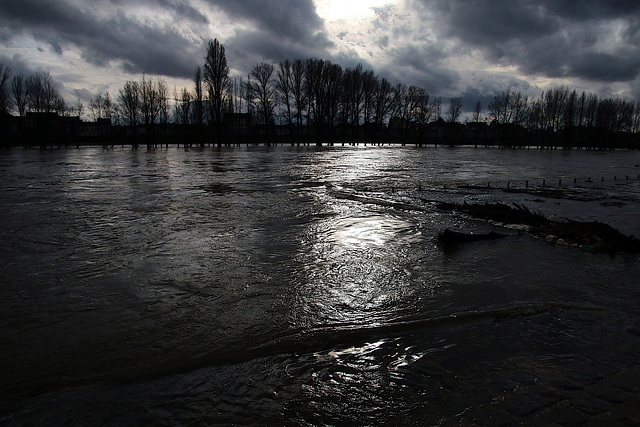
(438, 201, 640, 254)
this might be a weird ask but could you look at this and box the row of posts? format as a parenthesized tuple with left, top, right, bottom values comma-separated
(406, 174, 640, 192)
(484, 174, 640, 190)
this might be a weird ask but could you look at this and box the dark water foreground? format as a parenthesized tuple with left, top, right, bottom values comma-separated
(1, 146, 640, 425)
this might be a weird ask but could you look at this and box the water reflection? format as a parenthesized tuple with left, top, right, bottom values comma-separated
(290, 183, 429, 330)
(3, 146, 640, 424)
(332, 215, 409, 248)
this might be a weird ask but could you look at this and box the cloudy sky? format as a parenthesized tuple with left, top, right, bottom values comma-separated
(1, 0, 639, 114)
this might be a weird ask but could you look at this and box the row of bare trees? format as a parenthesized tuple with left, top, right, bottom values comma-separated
(166, 39, 640, 144)
(4, 39, 640, 144)
(115, 75, 170, 136)
(488, 86, 640, 134)
(240, 58, 445, 142)
(0, 64, 67, 116)
(133, 39, 450, 143)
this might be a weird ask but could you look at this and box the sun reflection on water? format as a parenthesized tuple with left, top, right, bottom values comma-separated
(333, 215, 403, 248)
(292, 207, 426, 329)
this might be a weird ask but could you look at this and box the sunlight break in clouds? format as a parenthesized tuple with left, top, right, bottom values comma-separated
(315, 0, 393, 21)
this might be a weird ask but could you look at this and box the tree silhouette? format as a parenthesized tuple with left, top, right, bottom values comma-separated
(176, 87, 191, 126)
(228, 77, 246, 114)
(204, 38, 229, 142)
(25, 72, 64, 113)
(249, 62, 276, 142)
(157, 78, 169, 137)
(343, 63, 365, 137)
(140, 75, 159, 137)
(118, 80, 140, 130)
(473, 100, 482, 122)
(291, 59, 307, 138)
(0, 63, 11, 114)
(361, 69, 377, 126)
(276, 60, 293, 131)
(447, 96, 462, 123)
(4, 42, 637, 149)
(372, 76, 393, 139)
(11, 74, 27, 116)
(193, 66, 204, 125)
(89, 91, 113, 121)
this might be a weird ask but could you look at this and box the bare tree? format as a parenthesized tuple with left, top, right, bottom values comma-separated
(447, 96, 463, 123)
(304, 58, 323, 135)
(276, 60, 293, 130)
(412, 87, 432, 126)
(617, 99, 635, 132)
(303, 58, 343, 144)
(361, 69, 377, 125)
(488, 89, 527, 125)
(345, 63, 365, 131)
(90, 92, 107, 120)
(0, 63, 11, 114)
(140, 74, 159, 135)
(631, 100, 640, 134)
(584, 93, 598, 128)
(118, 80, 140, 129)
(26, 72, 64, 113)
(291, 59, 306, 137)
(372, 76, 393, 133)
(176, 87, 192, 126)
(86, 91, 112, 122)
(542, 86, 569, 132)
(391, 84, 418, 143)
(249, 62, 276, 140)
(102, 92, 114, 121)
(488, 89, 509, 123)
(193, 66, 204, 129)
(563, 89, 577, 129)
(229, 77, 245, 114)
(511, 92, 528, 126)
(156, 78, 169, 135)
(11, 74, 27, 116)
(473, 100, 482, 122)
(73, 98, 84, 118)
(432, 96, 442, 120)
(323, 62, 343, 143)
(577, 91, 587, 127)
(203, 38, 229, 139)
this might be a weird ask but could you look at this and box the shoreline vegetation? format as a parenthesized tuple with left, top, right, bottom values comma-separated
(437, 201, 640, 255)
(0, 122, 639, 150)
(2, 38, 640, 150)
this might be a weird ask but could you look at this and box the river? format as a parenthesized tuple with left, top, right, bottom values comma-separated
(1, 145, 640, 425)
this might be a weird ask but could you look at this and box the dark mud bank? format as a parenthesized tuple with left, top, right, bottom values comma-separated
(438, 202, 640, 255)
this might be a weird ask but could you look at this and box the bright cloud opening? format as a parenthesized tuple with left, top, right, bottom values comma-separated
(315, 0, 392, 22)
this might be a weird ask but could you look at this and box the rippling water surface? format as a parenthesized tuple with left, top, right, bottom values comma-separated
(1, 146, 640, 425)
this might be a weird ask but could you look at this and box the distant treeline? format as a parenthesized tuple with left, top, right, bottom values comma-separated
(1, 40, 640, 149)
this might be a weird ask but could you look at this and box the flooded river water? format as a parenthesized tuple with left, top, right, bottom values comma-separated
(1, 146, 640, 425)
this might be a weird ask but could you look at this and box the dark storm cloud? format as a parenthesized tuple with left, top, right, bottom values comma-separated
(0, 53, 33, 76)
(0, 0, 334, 80)
(150, 0, 209, 24)
(537, 0, 640, 20)
(0, 0, 205, 78)
(229, 30, 328, 71)
(204, 0, 330, 47)
(377, 43, 459, 93)
(106, 0, 210, 24)
(568, 52, 640, 82)
(207, 0, 335, 74)
(413, 0, 640, 84)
